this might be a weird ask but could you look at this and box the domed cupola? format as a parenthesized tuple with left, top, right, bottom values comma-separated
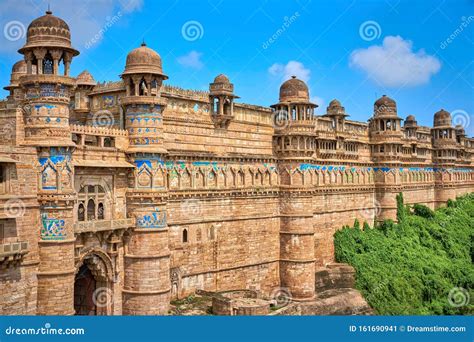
(17, 9, 79, 146)
(271, 76, 317, 124)
(325, 99, 348, 131)
(374, 95, 397, 117)
(122, 42, 167, 78)
(433, 109, 452, 127)
(369, 95, 402, 135)
(209, 74, 239, 128)
(4, 60, 37, 92)
(120, 42, 168, 153)
(279, 76, 310, 103)
(19, 10, 78, 56)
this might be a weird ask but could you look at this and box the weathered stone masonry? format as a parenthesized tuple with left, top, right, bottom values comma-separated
(0, 10, 473, 315)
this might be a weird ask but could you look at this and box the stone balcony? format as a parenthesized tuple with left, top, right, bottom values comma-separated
(74, 218, 134, 234)
(0, 241, 29, 267)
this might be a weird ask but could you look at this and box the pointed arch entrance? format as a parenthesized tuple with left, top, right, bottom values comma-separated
(74, 251, 114, 315)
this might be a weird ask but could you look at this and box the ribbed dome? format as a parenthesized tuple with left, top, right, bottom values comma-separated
(19, 10, 78, 55)
(375, 95, 396, 108)
(328, 99, 341, 107)
(279, 76, 309, 102)
(214, 74, 230, 83)
(122, 43, 167, 78)
(374, 95, 397, 117)
(76, 70, 96, 86)
(433, 109, 452, 127)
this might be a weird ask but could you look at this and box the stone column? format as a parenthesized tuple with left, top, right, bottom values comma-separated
(123, 202, 170, 315)
(279, 193, 315, 300)
(36, 148, 76, 315)
(33, 48, 47, 75)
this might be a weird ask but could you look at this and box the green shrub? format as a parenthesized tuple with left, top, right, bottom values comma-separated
(413, 203, 435, 219)
(334, 193, 474, 315)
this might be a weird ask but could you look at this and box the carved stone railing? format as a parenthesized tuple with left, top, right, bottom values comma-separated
(70, 124, 128, 137)
(0, 241, 29, 267)
(74, 218, 134, 234)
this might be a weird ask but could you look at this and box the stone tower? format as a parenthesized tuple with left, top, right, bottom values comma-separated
(369, 95, 403, 221)
(432, 109, 457, 204)
(325, 99, 348, 132)
(17, 10, 79, 314)
(272, 76, 317, 301)
(120, 43, 171, 314)
(209, 74, 238, 128)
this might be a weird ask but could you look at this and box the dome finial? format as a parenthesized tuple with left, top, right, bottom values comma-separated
(291, 75, 296, 79)
(46, 2, 52, 15)
(141, 39, 146, 47)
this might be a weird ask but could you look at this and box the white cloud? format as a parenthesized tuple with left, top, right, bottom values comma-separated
(0, 0, 143, 54)
(268, 61, 310, 82)
(350, 35, 441, 87)
(177, 50, 204, 69)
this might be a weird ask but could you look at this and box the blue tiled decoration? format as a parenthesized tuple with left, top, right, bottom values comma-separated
(40, 213, 66, 240)
(136, 209, 167, 228)
(103, 95, 115, 107)
(298, 163, 473, 174)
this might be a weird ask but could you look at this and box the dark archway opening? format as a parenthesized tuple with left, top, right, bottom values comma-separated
(74, 264, 97, 315)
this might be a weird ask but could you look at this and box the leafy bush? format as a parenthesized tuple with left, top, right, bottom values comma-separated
(413, 203, 435, 219)
(334, 193, 474, 315)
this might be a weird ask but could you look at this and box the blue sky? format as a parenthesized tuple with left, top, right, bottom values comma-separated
(0, 0, 473, 134)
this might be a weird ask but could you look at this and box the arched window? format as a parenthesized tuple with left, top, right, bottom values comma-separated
(43, 53, 54, 74)
(97, 203, 104, 220)
(78, 203, 85, 221)
(87, 199, 96, 221)
(182, 229, 188, 243)
(139, 79, 148, 96)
